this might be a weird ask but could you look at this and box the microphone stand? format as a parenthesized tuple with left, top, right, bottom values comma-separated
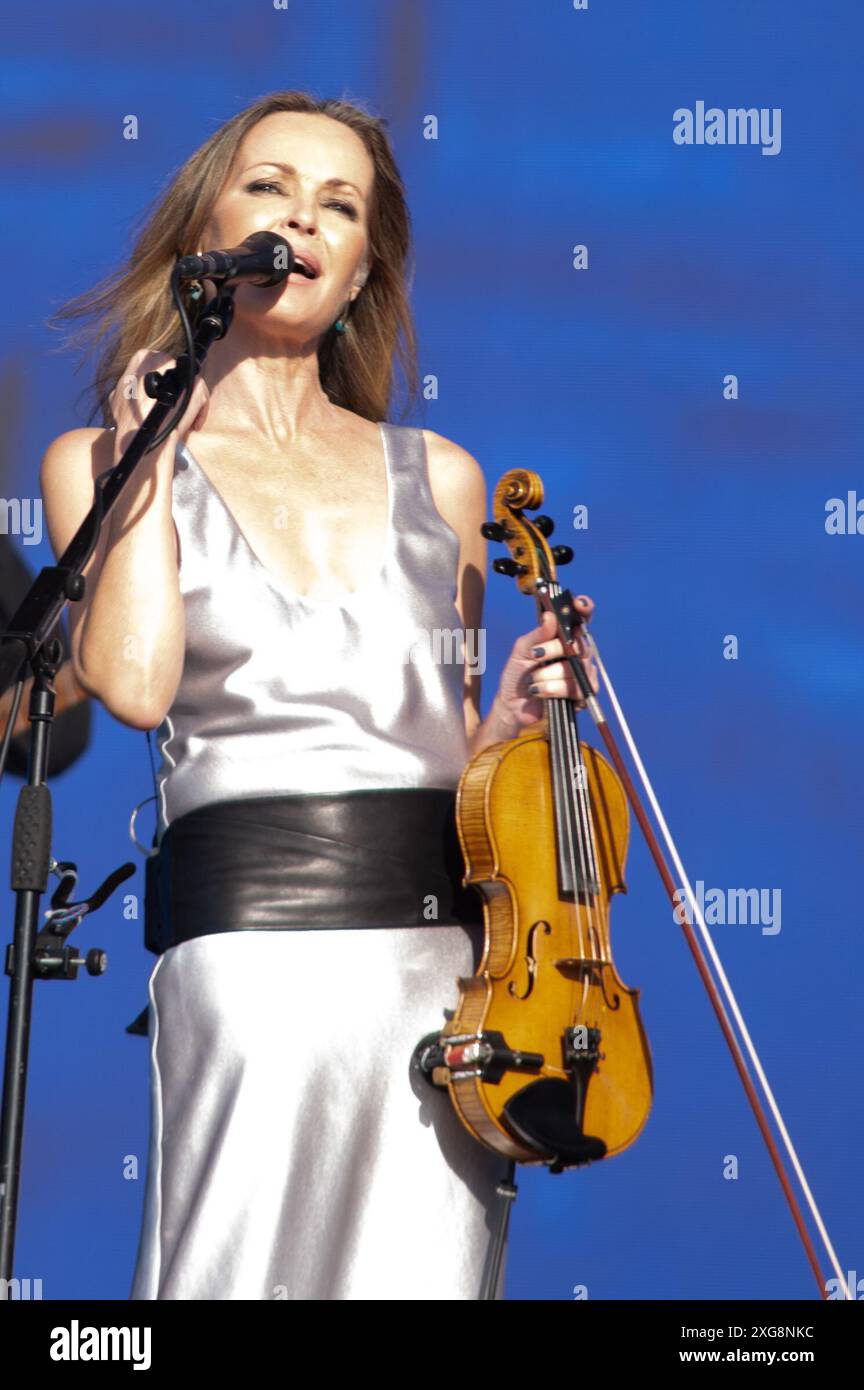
(0, 282, 237, 1290)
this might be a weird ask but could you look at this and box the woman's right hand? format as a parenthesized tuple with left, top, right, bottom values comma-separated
(109, 348, 210, 466)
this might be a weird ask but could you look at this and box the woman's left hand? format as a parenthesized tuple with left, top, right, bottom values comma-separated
(492, 595, 598, 730)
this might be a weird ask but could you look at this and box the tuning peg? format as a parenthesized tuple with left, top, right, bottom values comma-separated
(551, 545, 573, 565)
(533, 515, 555, 537)
(481, 521, 508, 541)
(493, 558, 528, 577)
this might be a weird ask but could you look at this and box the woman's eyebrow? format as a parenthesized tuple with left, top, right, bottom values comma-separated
(241, 161, 366, 200)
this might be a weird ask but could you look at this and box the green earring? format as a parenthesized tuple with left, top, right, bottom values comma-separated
(188, 280, 204, 301)
(334, 299, 352, 334)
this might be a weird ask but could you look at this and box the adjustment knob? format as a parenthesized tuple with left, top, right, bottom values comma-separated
(65, 572, 85, 601)
(551, 545, 574, 565)
(534, 515, 555, 537)
(481, 521, 507, 541)
(493, 558, 527, 577)
(86, 948, 108, 977)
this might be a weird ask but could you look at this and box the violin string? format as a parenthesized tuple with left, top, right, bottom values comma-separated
(539, 598, 588, 962)
(547, 691, 593, 1020)
(571, 707, 606, 964)
(562, 605, 604, 955)
(566, 688, 608, 1015)
(578, 694, 605, 958)
(550, 582, 602, 954)
(547, 603, 591, 949)
(561, 694, 600, 958)
(560, 700, 600, 1025)
(546, 674, 588, 960)
(581, 626, 851, 1298)
(544, 586, 586, 934)
(564, 686, 607, 999)
(545, 581, 600, 999)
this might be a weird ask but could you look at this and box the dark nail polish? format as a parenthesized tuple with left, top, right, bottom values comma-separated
(531, 646, 544, 656)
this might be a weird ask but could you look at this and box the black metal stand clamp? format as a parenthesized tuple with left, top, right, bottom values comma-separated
(0, 282, 238, 1291)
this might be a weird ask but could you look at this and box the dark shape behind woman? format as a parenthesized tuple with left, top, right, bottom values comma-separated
(0, 533, 92, 777)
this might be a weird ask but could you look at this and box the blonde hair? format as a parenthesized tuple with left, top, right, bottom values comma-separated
(49, 90, 419, 426)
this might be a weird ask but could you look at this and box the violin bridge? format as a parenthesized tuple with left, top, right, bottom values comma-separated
(555, 957, 606, 989)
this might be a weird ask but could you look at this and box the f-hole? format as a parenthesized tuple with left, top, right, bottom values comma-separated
(508, 919, 552, 1000)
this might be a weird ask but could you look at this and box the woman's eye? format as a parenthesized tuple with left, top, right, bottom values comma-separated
(246, 181, 358, 219)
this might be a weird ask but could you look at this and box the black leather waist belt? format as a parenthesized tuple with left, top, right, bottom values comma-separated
(143, 787, 483, 955)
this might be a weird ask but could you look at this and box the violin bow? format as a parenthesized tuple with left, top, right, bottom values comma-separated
(535, 579, 848, 1300)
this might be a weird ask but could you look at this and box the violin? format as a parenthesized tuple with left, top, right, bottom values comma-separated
(414, 466, 850, 1301)
(443, 468, 650, 1172)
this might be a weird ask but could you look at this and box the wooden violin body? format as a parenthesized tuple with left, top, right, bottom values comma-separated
(428, 468, 653, 1172)
(442, 721, 652, 1168)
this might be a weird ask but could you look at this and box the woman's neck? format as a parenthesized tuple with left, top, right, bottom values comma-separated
(200, 326, 338, 446)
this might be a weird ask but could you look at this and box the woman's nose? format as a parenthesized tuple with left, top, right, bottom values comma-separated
(279, 193, 318, 236)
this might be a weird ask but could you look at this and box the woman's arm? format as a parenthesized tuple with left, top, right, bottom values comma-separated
(39, 424, 185, 730)
(39, 350, 209, 732)
(422, 430, 520, 759)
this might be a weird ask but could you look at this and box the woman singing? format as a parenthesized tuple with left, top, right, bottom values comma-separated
(40, 90, 596, 1300)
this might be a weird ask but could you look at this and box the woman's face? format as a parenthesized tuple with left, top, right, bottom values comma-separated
(198, 110, 374, 341)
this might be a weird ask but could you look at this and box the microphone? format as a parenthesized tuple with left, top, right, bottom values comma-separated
(175, 231, 297, 288)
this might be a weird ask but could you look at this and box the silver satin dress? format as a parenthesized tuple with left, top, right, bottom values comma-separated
(129, 422, 510, 1300)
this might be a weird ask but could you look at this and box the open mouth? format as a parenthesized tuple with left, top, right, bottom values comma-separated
(291, 255, 319, 279)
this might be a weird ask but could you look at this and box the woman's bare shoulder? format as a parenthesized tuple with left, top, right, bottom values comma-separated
(40, 427, 114, 484)
(38, 429, 116, 565)
(420, 428, 487, 513)
(39, 427, 180, 573)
